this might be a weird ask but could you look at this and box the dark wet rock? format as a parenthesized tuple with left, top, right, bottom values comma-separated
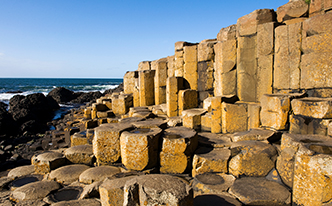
(47, 87, 74, 104)
(0, 102, 17, 136)
(9, 93, 59, 134)
(103, 83, 123, 95)
(71, 91, 102, 104)
(5, 90, 23, 94)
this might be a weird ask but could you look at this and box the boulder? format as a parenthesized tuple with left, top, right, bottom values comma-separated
(47, 87, 74, 104)
(71, 91, 102, 104)
(276, 0, 309, 23)
(0, 102, 17, 136)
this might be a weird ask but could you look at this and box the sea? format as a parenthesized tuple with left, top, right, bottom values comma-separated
(0, 78, 123, 119)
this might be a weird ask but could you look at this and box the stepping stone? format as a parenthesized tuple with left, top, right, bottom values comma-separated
(11, 180, 60, 202)
(231, 128, 280, 143)
(192, 173, 235, 195)
(99, 176, 137, 206)
(93, 123, 133, 165)
(7, 165, 35, 178)
(31, 151, 67, 174)
(197, 132, 232, 148)
(65, 145, 94, 166)
(50, 198, 101, 206)
(194, 194, 242, 206)
(123, 174, 193, 205)
(49, 164, 90, 185)
(167, 116, 182, 127)
(120, 128, 162, 171)
(132, 118, 167, 129)
(229, 177, 291, 206)
(43, 186, 83, 204)
(229, 141, 277, 177)
(9, 174, 43, 190)
(182, 108, 207, 130)
(118, 117, 144, 124)
(192, 147, 231, 177)
(160, 127, 198, 174)
(79, 166, 121, 184)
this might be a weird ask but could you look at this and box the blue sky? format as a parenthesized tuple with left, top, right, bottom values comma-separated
(0, 0, 288, 78)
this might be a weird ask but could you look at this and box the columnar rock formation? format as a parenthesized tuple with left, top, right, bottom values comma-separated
(2, 1, 332, 206)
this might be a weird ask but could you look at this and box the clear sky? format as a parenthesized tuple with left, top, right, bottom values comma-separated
(0, 0, 288, 78)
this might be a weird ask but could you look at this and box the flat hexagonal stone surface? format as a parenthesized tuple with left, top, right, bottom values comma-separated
(132, 118, 167, 129)
(11, 180, 60, 201)
(192, 173, 235, 195)
(79, 166, 121, 184)
(49, 164, 90, 185)
(51, 198, 101, 206)
(194, 194, 242, 206)
(198, 133, 232, 148)
(231, 129, 279, 143)
(64, 145, 94, 166)
(229, 177, 291, 206)
(7, 165, 35, 178)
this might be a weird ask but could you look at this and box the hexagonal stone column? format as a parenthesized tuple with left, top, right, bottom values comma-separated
(64, 145, 94, 166)
(123, 174, 193, 206)
(229, 141, 277, 177)
(160, 127, 198, 174)
(229, 177, 291, 205)
(93, 123, 133, 165)
(120, 127, 162, 171)
(31, 151, 67, 174)
(192, 147, 231, 177)
(292, 97, 332, 119)
(182, 108, 207, 130)
(192, 173, 235, 196)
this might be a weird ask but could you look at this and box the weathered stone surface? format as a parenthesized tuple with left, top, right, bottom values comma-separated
(194, 193, 242, 206)
(167, 116, 182, 127)
(178, 89, 198, 116)
(11, 180, 60, 202)
(274, 22, 302, 92)
(97, 110, 114, 119)
(217, 24, 237, 41)
(193, 173, 235, 195)
(79, 166, 121, 184)
(197, 132, 232, 148)
(237, 35, 257, 102)
(260, 93, 304, 130)
(123, 174, 193, 206)
(31, 151, 67, 175)
(93, 123, 133, 165)
(111, 94, 133, 116)
(7, 165, 35, 178)
(230, 129, 278, 143)
(292, 97, 332, 119)
(229, 177, 291, 206)
(221, 102, 248, 133)
(229, 141, 277, 177)
(277, 0, 309, 23)
(71, 131, 89, 147)
(49, 164, 90, 185)
(167, 55, 175, 78)
(198, 40, 216, 62)
(293, 143, 332, 206)
(50, 199, 101, 206)
(182, 108, 206, 130)
(152, 58, 168, 105)
(248, 103, 261, 129)
(197, 61, 214, 92)
(309, 0, 332, 16)
(118, 117, 144, 124)
(201, 113, 212, 132)
(99, 176, 137, 206)
(161, 127, 197, 174)
(213, 40, 237, 96)
(131, 118, 167, 129)
(138, 61, 150, 71)
(139, 70, 155, 106)
(123, 71, 138, 95)
(277, 133, 332, 189)
(166, 77, 183, 117)
(192, 147, 230, 177)
(237, 9, 275, 37)
(256, 22, 274, 101)
(64, 145, 94, 166)
(120, 128, 162, 171)
(210, 97, 222, 134)
(184, 45, 198, 90)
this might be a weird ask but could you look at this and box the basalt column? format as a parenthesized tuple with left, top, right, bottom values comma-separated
(152, 58, 168, 105)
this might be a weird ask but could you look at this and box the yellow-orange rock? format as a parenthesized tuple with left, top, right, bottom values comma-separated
(292, 97, 332, 119)
(120, 128, 162, 171)
(31, 151, 67, 175)
(182, 108, 206, 130)
(93, 123, 133, 165)
(64, 145, 94, 166)
(178, 89, 198, 116)
(221, 102, 248, 133)
(192, 147, 230, 177)
(139, 70, 155, 106)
